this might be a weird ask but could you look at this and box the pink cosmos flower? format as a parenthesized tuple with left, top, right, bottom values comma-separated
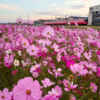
(96, 50, 100, 55)
(41, 78, 55, 88)
(42, 95, 59, 100)
(90, 82, 98, 93)
(4, 54, 14, 68)
(84, 51, 92, 60)
(0, 88, 12, 100)
(38, 39, 51, 47)
(69, 94, 76, 100)
(97, 41, 100, 48)
(48, 85, 62, 97)
(30, 64, 41, 78)
(32, 72, 39, 78)
(0, 30, 2, 34)
(70, 63, 88, 76)
(11, 70, 18, 76)
(53, 68, 63, 78)
(38, 51, 47, 58)
(0, 43, 3, 50)
(73, 47, 82, 58)
(61, 56, 67, 62)
(41, 26, 55, 38)
(30, 64, 41, 73)
(87, 63, 97, 73)
(27, 45, 39, 56)
(21, 38, 29, 48)
(66, 60, 75, 69)
(96, 67, 100, 77)
(62, 55, 76, 68)
(63, 80, 77, 92)
(16, 18, 23, 24)
(4, 43, 11, 50)
(13, 77, 42, 100)
(70, 64, 81, 74)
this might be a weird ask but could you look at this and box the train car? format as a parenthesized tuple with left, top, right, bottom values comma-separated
(44, 20, 67, 26)
(68, 19, 88, 25)
(43, 19, 88, 26)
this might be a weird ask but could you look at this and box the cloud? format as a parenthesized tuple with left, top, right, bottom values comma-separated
(69, 4, 85, 9)
(0, 0, 99, 22)
(33, 10, 62, 16)
(0, 3, 25, 23)
(29, 1, 89, 21)
(46, 0, 89, 16)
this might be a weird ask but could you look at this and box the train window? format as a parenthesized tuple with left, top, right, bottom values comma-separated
(85, 19, 88, 22)
(96, 11, 98, 14)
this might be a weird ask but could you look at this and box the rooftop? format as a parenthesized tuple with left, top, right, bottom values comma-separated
(90, 4, 100, 9)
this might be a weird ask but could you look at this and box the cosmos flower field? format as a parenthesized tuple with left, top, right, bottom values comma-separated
(0, 24, 100, 100)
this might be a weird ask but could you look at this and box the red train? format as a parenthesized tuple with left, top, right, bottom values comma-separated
(44, 19, 88, 26)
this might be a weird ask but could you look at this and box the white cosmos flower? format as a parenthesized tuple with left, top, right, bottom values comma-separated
(6, 49, 12, 54)
(14, 59, 20, 66)
(18, 50, 22, 56)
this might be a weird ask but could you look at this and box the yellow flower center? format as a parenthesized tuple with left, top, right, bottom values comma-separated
(1, 95, 5, 99)
(47, 32, 50, 35)
(90, 86, 93, 90)
(24, 42, 27, 46)
(26, 89, 31, 95)
(69, 75, 74, 81)
(32, 49, 34, 52)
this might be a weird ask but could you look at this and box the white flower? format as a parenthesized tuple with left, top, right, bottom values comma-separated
(42, 61, 48, 66)
(21, 60, 27, 67)
(41, 78, 55, 88)
(57, 53, 61, 62)
(18, 50, 22, 56)
(14, 59, 20, 66)
(57, 68, 62, 72)
(6, 49, 12, 54)
(52, 43, 59, 52)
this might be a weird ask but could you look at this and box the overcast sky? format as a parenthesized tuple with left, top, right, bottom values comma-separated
(0, 0, 100, 22)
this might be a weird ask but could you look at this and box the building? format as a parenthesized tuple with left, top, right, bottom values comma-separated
(88, 5, 100, 25)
